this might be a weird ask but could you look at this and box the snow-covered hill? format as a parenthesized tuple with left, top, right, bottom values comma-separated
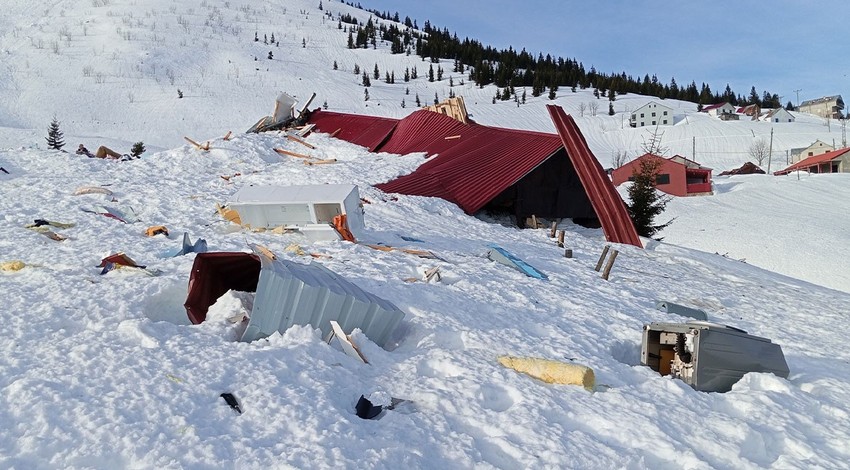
(0, 0, 846, 172)
(2, 1, 850, 468)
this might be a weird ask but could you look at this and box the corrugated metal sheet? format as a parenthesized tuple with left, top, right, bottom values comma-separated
(241, 249, 404, 348)
(306, 109, 398, 151)
(377, 109, 468, 155)
(547, 105, 642, 247)
(376, 112, 563, 214)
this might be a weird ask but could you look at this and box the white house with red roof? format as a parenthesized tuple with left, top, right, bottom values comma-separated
(701, 102, 738, 119)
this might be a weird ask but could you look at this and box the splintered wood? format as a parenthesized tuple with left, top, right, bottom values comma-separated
(286, 134, 316, 149)
(184, 136, 210, 151)
(274, 148, 312, 159)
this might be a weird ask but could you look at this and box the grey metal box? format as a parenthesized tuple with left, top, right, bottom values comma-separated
(641, 321, 790, 392)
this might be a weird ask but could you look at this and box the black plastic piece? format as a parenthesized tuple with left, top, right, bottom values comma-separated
(220, 392, 242, 414)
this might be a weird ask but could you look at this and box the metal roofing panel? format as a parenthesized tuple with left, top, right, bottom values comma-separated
(241, 250, 404, 348)
(376, 113, 562, 214)
(376, 109, 468, 155)
(547, 105, 642, 247)
(306, 109, 398, 151)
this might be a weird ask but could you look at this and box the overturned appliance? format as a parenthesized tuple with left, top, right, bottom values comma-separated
(247, 92, 315, 133)
(227, 184, 365, 242)
(640, 321, 789, 392)
(184, 247, 404, 348)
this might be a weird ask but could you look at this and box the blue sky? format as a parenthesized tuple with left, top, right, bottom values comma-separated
(360, 0, 847, 106)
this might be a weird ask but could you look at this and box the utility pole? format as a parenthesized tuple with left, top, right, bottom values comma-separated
(767, 128, 774, 173)
(692, 136, 696, 159)
(793, 89, 802, 108)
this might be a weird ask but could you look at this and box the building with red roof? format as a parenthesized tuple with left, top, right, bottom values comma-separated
(774, 147, 850, 175)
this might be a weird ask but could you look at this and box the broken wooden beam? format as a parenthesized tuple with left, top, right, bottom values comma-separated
(274, 148, 314, 159)
(601, 250, 620, 280)
(286, 134, 317, 149)
(184, 136, 210, 151)
(330, 128, 342, 138)
(304, 158, 337, 165)
(222, 130, 233, 141)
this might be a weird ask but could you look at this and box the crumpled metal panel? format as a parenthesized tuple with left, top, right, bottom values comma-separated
(241, 250, 404, 348)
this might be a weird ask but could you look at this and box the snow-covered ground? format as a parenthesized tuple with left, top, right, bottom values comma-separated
(2, 0, 850, 468)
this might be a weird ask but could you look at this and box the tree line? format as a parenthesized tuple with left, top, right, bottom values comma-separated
(340, 2, 783, 109)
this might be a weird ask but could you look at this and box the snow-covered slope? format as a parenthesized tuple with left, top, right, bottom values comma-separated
(2, 0, 850, 468)
(0, 0, 845, 172)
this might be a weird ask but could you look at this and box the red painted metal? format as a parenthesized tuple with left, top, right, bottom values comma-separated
(547, 105, 642, 247)
(306, 109, 397, 151)
(376, 111, 563, 214)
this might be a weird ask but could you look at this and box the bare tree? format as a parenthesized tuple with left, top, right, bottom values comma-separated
(612, 150, 629, 168)
(749, 139, 769, 167)
(589, 101, 599, 116)
(640, 126, 669, 156)
(578, 102, 587, 117)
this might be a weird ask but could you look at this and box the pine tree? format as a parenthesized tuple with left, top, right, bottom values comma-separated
(608, 102, 615, 116)
(45, 116, 65, 150)
(373, 63, 380, 80)
(130, 141, 146, 158)
(333, 60, 338, 70)
(626, 155, 672, 238)
(364, 88, 370, 101)
(434, 92, 439, 105)
(268, 50, 273, 60)
(428, 64, 434, 82)
(347, 31, 354, 49)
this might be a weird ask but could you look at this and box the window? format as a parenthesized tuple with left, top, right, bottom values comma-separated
(641, 113, 645, 118)
(652, 112, 656, 117)
(652, 121, 656, 125)
(663, 111, 668, 115)
(662, 120, 668, 124)
(656, 174, 671, 185)
(631, 114, 636, 120)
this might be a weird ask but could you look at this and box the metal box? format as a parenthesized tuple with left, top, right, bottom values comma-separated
(641, 321, 790, 392)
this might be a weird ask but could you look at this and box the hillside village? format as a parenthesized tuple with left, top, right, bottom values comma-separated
(2, 0, 850, 468)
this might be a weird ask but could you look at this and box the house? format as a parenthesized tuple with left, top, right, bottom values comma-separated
(798, 95, 844, 119)
(774, 147, 850, 175)
(763, 108, 795, 123)
(307, 105, 642, 247)
(790, 140, 834, 163)
(629, 101, 674, 128)
(611, 153, 713, 197)
(737, 104, 761, 120)
(701, 102, 738, 120)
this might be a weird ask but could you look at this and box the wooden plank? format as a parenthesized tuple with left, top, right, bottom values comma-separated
(274, 148, 314, 159)
(222, 130, 233, 141)
(286, 134, 317, 149)
(444, 135, 461, 140)
(330, 128, 342, 138)
(304, 158, 337, 165)
(184, 136, 210, 151)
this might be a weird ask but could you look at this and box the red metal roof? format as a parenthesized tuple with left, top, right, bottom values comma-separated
(774, 147, 850, 175)
(547, 105, 642, 247)
(377, 109, 468, 155)
(311, 106, 641, 247)
(376, 111, 563, 214)
(701, 102, 730, 112)
(306, 109, 397, 151)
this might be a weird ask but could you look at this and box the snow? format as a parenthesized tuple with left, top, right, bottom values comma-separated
(1, 0, 850, 468)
